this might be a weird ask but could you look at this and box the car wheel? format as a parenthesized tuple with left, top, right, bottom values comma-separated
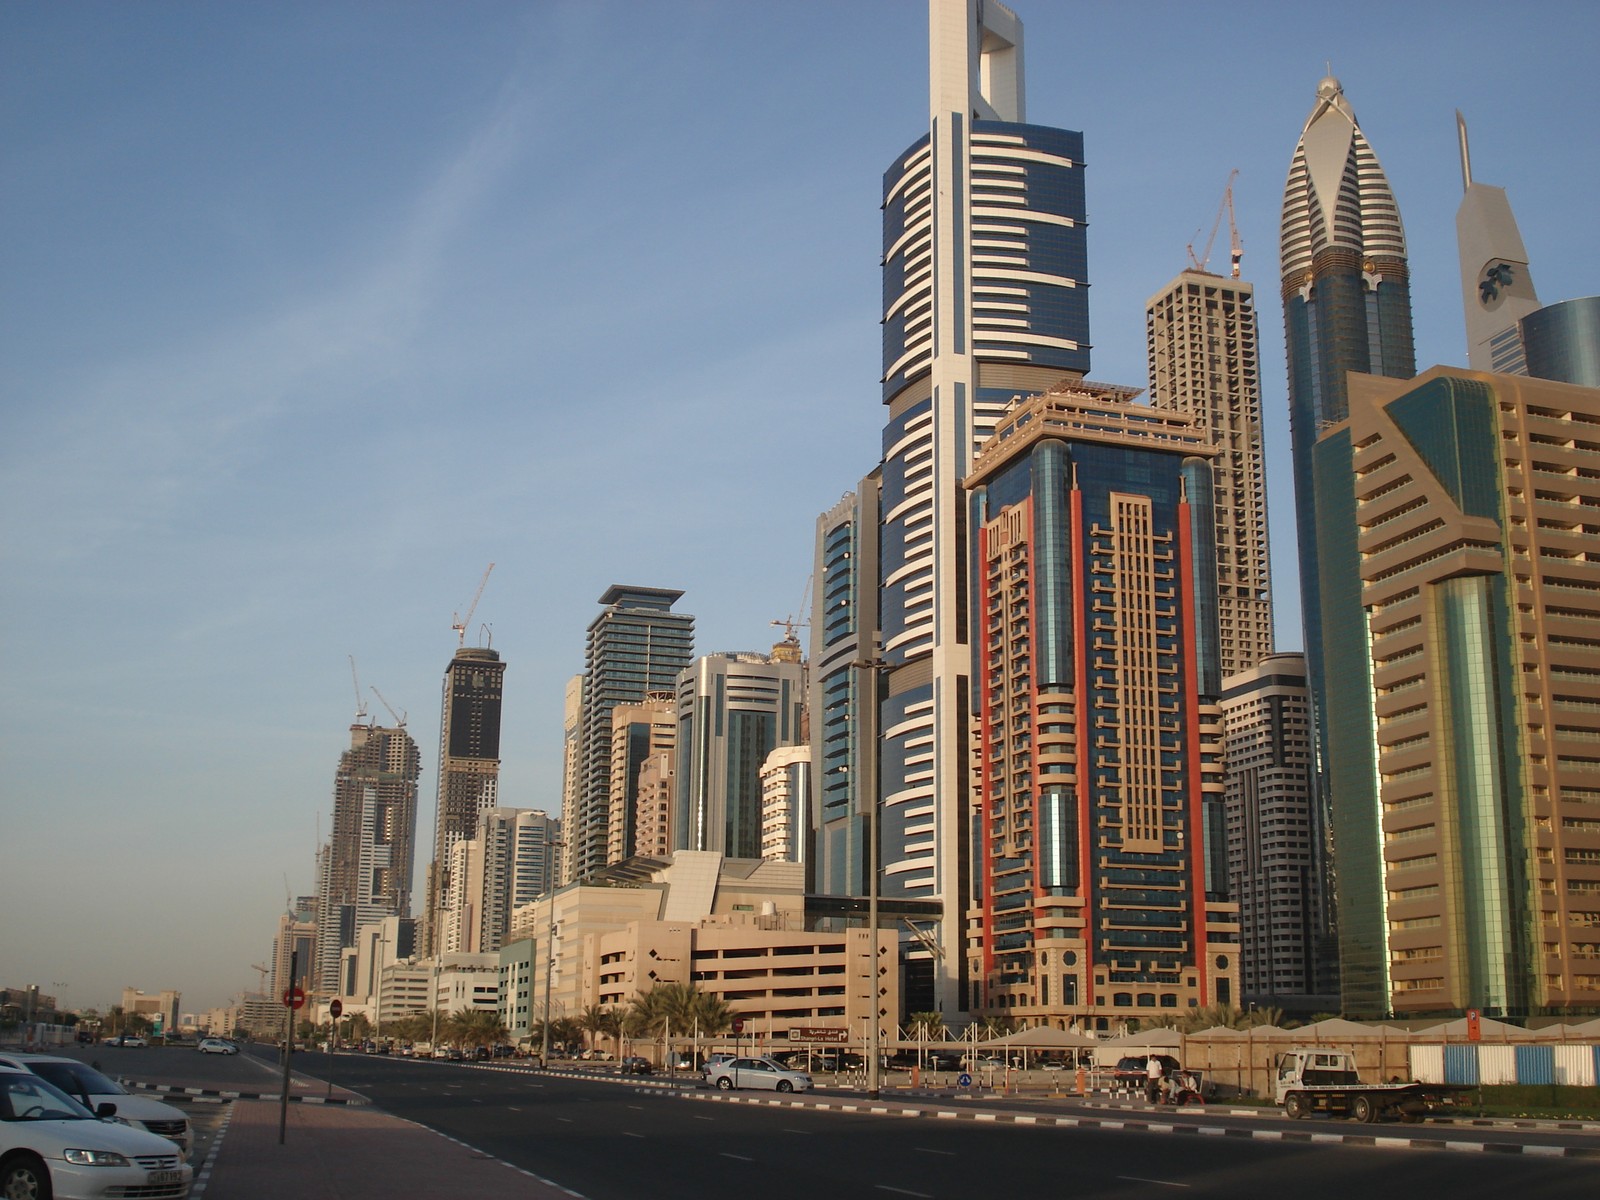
(1351, 1095, 1377, 1124)
(2, 1154, 54, 1200)
(1284, 1091, 1308, 1120)
(717, 1076, 733, 1090)
(776, 1080, 793, 1093)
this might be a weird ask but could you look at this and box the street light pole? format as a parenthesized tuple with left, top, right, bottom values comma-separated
(852, 651, 885, 1101)
(540, 884, 561, 1067)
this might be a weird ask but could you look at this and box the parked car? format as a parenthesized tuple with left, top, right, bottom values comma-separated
(197, 1038, 238, 1056)
(704, 1057, 814, 1093)
(700, 1053, 737, 1079)
(100, 1035, 147, 1048)
(0, 1067, 193, 1199)
(0, 1053, 191, 1156)
(618, 1056, 654, 1075)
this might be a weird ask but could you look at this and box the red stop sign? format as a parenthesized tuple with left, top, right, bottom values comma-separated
(282, 986, 306, 1010)
(329, 998, 343, 1018)
(732, 1018, 744, 1035)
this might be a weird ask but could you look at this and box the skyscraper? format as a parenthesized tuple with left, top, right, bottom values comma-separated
(423, 645, 505, 956)
(1280, 74, 1416, 1015)
(962, 384, 1239, 1024)
(674, 651, 805, 860)
(1342, 366, 1600, 1017)
(1146, 269, 1275, 679)
(443, 807, 559, 954)
(313, 721, 421, 992)
(607, 694, 676, 864)
(1455, 112, 1541, 376)
(1221, 653, 1333, 1005)
(570, 586, 694, 882)
(868, 0, 1092, 1015)
(810, 480, 880, 899)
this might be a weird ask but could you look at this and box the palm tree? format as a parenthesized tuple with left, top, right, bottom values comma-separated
(576, 1004, 613, 1057)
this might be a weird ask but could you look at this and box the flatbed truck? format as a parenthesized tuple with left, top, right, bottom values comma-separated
(1274, 1048, 1476, 1123)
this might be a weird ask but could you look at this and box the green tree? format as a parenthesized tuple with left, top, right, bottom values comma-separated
(907, 1012, 946, 1041)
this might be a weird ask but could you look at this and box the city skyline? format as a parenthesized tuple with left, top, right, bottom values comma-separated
(3, 1, 1596, 1012)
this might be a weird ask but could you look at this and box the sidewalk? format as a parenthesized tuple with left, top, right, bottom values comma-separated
(202, 1100, 573, 1199)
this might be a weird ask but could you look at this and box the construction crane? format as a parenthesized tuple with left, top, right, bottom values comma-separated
(1186, 169, 1242, 278)
(250, 963, 270, 994)
(770, 574, 813, 642)
(348, 655, 368, 722)
(451, 563, 495, 648)
(370, 685, 407, 728)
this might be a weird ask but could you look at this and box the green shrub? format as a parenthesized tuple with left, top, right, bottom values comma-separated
(1474, 1084, 1600, 1120)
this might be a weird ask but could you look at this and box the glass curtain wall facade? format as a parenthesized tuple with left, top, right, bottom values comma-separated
(573, 586, 694, 882)
(869, 0, 1094, 1015)
(963, 387, 1239, 1026)
(1279, 75, 1416, 1016)
(675, 653, 805, 860)
(1345, 366, 1600, 1017)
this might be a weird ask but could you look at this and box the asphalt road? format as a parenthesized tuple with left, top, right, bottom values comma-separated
(267, 1053, 1598, 1200)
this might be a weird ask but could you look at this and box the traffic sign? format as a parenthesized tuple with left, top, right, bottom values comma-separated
(282, 986, 307, 1010)
(329, 998, 343, 1019)
(732, 1018, 744, 1035)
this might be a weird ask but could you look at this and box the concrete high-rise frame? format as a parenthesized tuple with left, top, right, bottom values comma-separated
(1147, 270, 1275, 679)
(866, 0, 1093, 1017)
(1279, 75, 1416, 1016)
(314, 721, 421, 993)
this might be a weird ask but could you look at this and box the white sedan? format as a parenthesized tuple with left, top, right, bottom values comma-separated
(197, 1039, 238, 1055)
(0, 1068, 192, 1199)
(704, 1056, 814, 1093)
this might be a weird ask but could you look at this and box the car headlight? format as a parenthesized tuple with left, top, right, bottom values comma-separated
(64, 1149, 130, 1166)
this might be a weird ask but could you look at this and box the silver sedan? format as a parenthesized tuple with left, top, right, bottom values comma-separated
(705, 1056, 814, 1093)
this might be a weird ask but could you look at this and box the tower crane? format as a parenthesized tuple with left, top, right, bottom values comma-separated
(451, 563, 495, 648)
(1186, 168, 1242, 278)
(348, 655, 369, 722)
(370, 686, 407, 728)
(250, 963, 270, 994)
(770, 574, 814, 644)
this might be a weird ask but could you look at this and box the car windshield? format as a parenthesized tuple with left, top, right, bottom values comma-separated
(0, 1073, 95, 1122)
(29, 1061, 125, 1097)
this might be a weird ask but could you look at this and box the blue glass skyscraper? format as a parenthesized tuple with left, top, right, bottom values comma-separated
(1279, 76, 1416, 1015)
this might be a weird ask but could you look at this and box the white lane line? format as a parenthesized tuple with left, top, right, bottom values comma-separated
(915, 1148, 955, 1156)
(693, 1116, 714, 1121)
(622, 1132, 645, 1139)
(876, 1188, 933, 1199)
(627, 1105, 643, 1110)
(1116, 1177, 1189, 1189)
(720, 1152, 754, 1162)
(783, 1128, 812, 1135)
(508, 1106, 522, 1112)
(557, 1117, 573, 1123)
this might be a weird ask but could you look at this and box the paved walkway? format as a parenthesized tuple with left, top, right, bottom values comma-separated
(201, 1099, 574, 1199)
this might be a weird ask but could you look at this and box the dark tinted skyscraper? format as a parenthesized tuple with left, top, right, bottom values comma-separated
(1280, 75, 1415, 1015)
(423, 645, 505, 955)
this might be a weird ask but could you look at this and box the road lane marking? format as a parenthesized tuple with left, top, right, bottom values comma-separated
(876, 1188, 932, 1199)
(557, 1117, 573, 1123)
(508, 1107, 522, 1112)
(915, 1148, 955, 1156)
(693, 1116, 714, 1121)
(720, 1152, 754, 1162)
(623, 1132, 645, 1138)
(783, 1128, 812, 1135)
(1116, 1178, 1189, 1189)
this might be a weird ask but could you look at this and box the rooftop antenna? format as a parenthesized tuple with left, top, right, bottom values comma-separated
(1455, 109, 1473, 193)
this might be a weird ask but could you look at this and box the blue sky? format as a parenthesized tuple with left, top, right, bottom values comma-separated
(3, 1, 1595, 1014)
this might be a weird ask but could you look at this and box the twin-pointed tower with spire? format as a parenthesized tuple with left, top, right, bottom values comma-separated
(1279, 75, 1416, 1016)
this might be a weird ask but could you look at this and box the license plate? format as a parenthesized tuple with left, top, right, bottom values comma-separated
(149, 1170, 182, 1184)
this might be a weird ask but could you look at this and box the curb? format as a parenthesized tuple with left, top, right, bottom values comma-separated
(668, 1089, 1600, 1159)
(119, 1080, 365, 1105)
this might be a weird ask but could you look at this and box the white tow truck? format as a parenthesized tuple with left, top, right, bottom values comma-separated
(1274, 1048, 1475, 1123)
